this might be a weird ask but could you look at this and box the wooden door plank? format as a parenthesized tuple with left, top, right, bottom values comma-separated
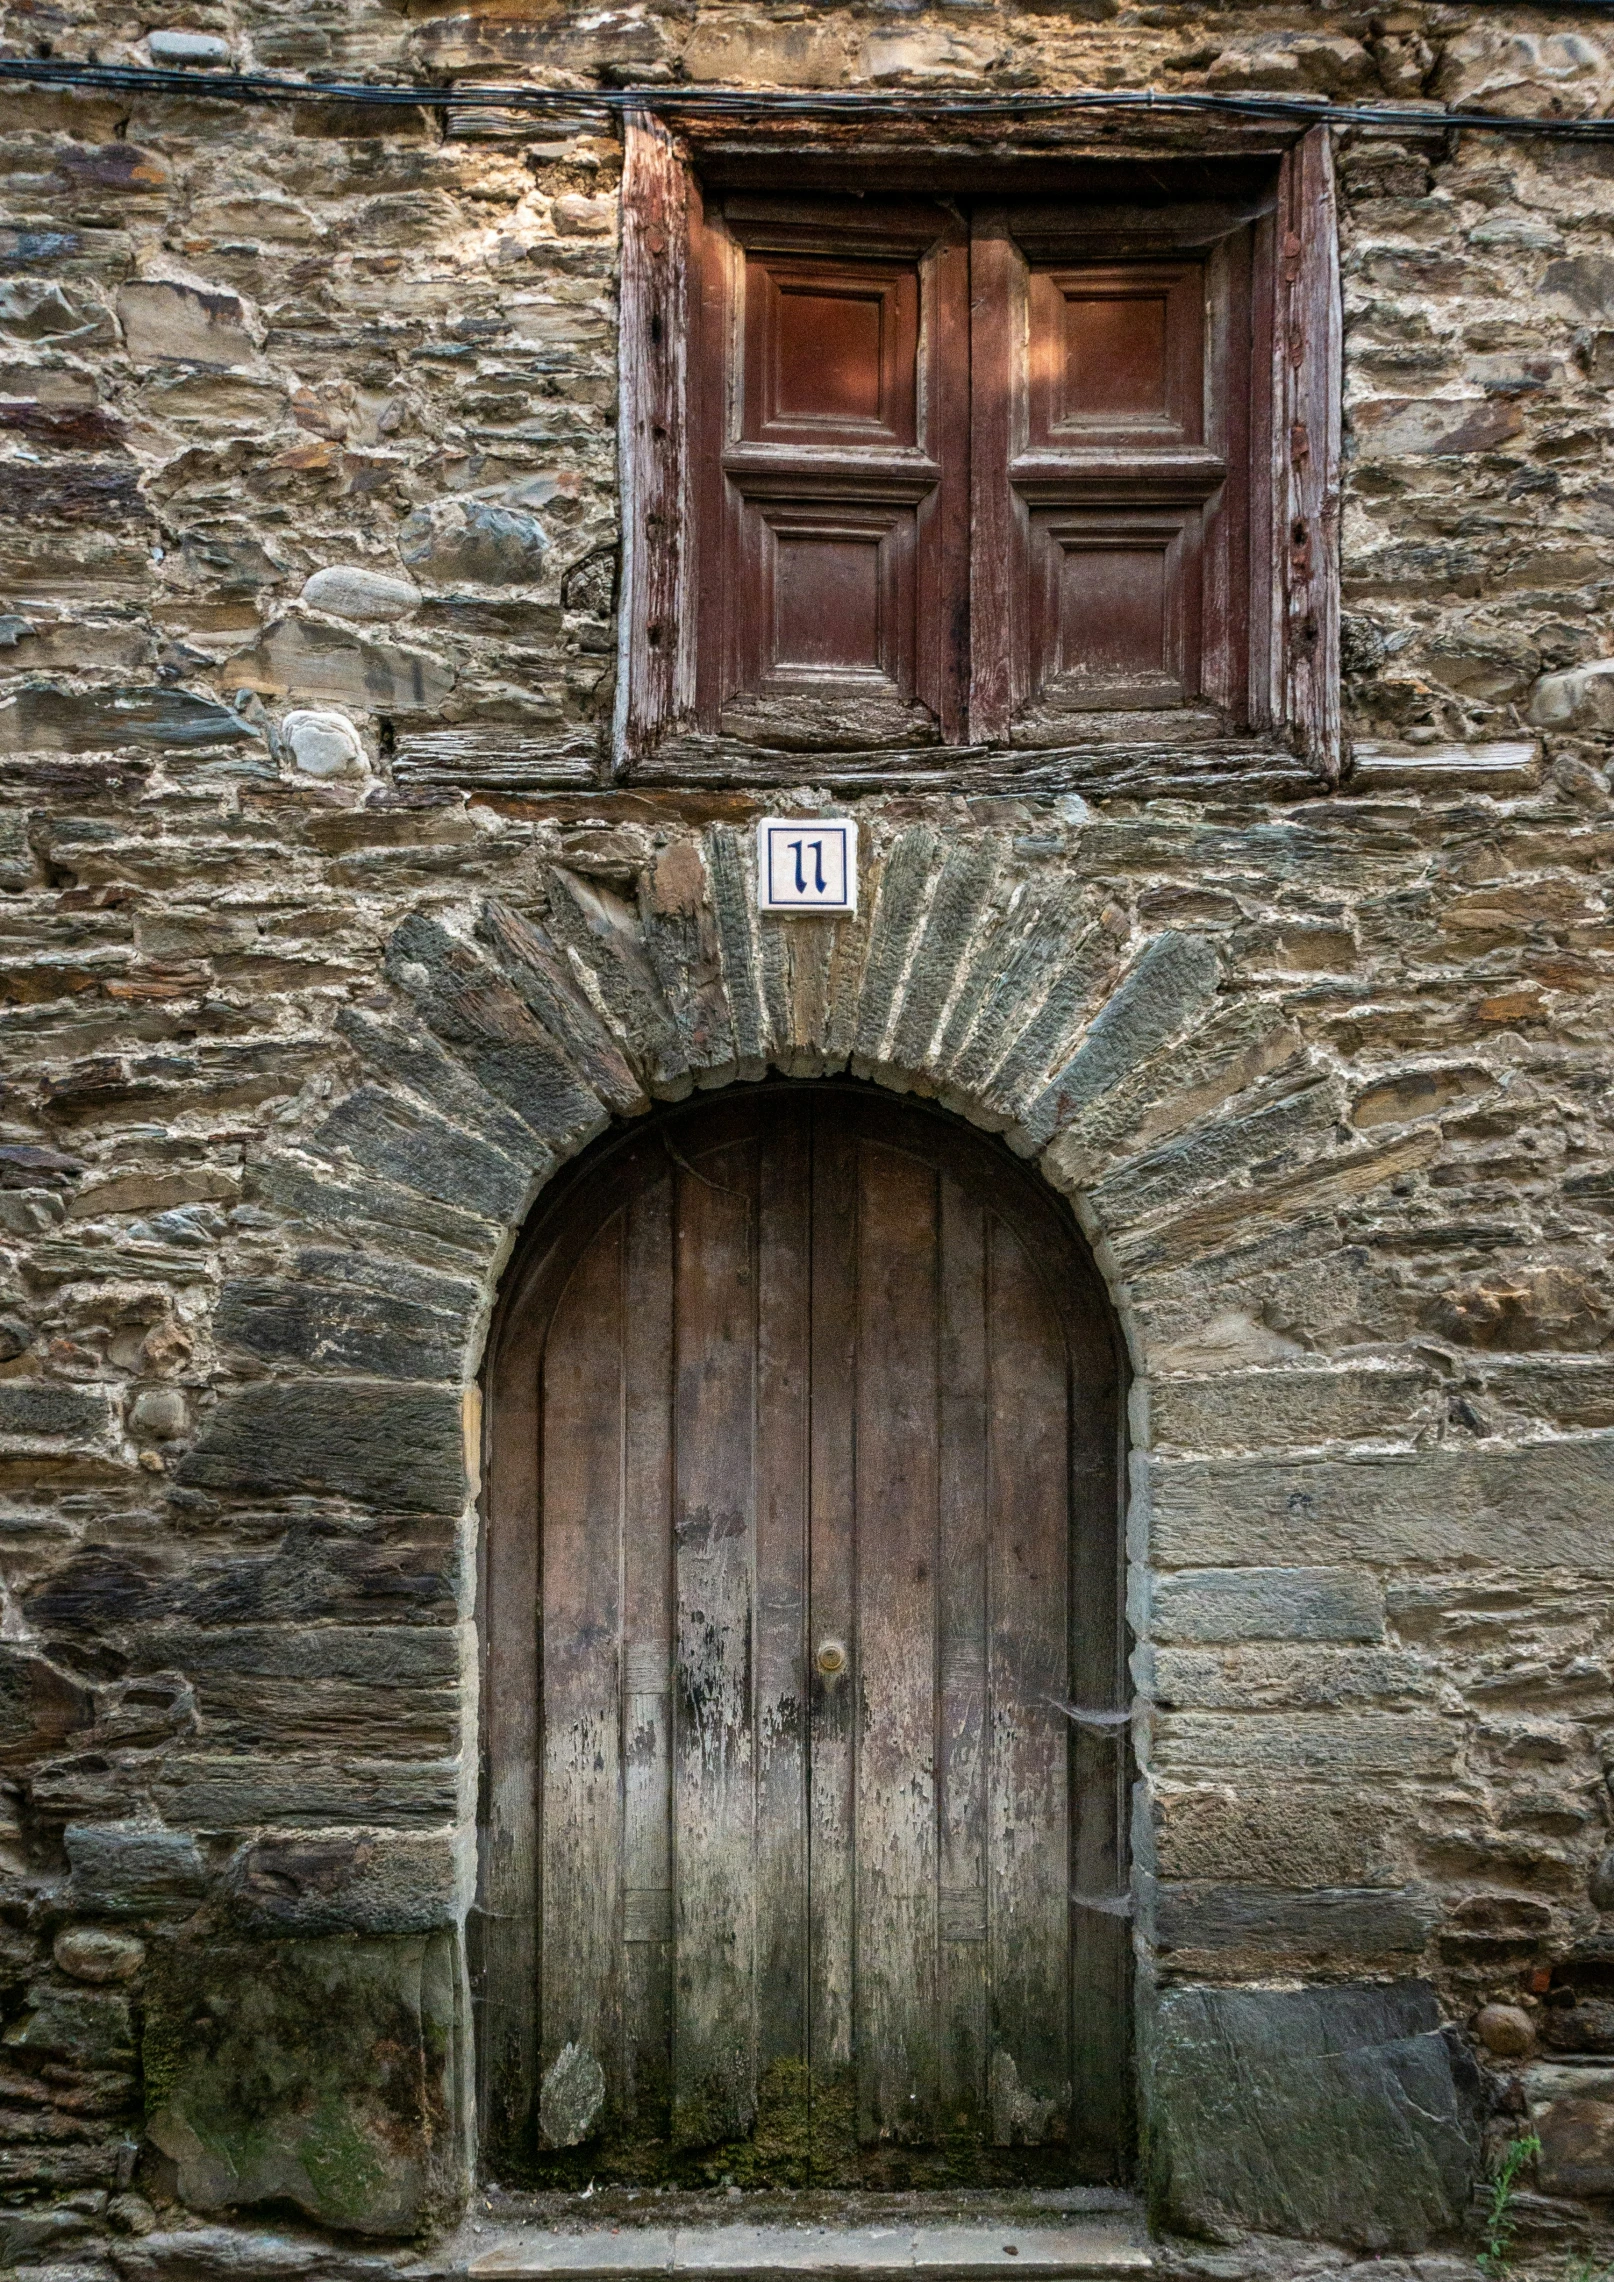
(807, 1105, 858, 2158)
(854, 1140, 941, 2145)
(672, 1136, 759, 2146)
(621, 1165, 676, 2136)
(479, 1307, 542, 2163)
(755, 1103, 812, 2108)
(985, 1217, 1071, 2149)
(936, 1170, 989, 2139)
(540, 1216, 626, 2141)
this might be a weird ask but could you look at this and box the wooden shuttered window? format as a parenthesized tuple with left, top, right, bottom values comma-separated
(621, 124, 1340, 778)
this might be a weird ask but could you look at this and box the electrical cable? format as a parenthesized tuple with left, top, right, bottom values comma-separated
(4, 53, 1614, 140)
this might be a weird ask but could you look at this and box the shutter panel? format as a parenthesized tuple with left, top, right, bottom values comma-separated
(970, 203, 1258, 750)
(693, 196, 969, 751)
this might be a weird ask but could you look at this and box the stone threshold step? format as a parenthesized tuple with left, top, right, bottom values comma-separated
(467, 2221, 1152, 2282)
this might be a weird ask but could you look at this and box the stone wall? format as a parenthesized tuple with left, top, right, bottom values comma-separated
(2, 0, 1614, 2267)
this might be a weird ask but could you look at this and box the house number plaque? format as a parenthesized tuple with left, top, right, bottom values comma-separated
(756, 817, 858, 916)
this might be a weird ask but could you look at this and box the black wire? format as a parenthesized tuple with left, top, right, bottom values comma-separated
(6, 54, 1614, 140)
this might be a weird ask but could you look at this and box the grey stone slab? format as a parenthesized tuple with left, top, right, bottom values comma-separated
(144, 1931, 467, 2234)
(217, 1273, 468, 1382)
(888, 838, 1000, 1076)
(135, 1624, 458, 1685)
(1041, 1001, 1302, 1194)
(635, 866, 740, 1085)
(154, 1753, 460, 1829)
(0, 1379, 115, 1442)
(930, 881, 1038, 1080)
(470, 2235, 675, 2279)
(1088, 1082, 1338, 1231)
(480, 896, 650, 1115)
(386, 912, 609, 1147)
(336, 1006, 554, 1170)
(0, 682, 259, 753)
(1151, 1709, 1458, 1779)
(1147, 1366, 1429, 1456)
(706, 827, 767, 1077)
(542, 868, 689, 1095)
(316, 1085, 531, 1224)
(677, 2229, 913, 2276)
(947, 880, 1087, 1103)
(470, 2227, 1150, 2282)
(1146, 1978, 1481, 2250)
(176, 1380, 467, 1513)
(851, 826, 938, 1063)
(66, 1821, 207, 1914)
(226, 1828, 464, 1936)
(1524, 2060, 1614, 2196)
(908, 2228, 1148, 2275)
(983, 925, 1110, 1115)
(251, 1153, 500, 1269)
(1152, 1881, 1440, 1957)
(1149, 1565, 1385, 1644)
(1023, 932, 1222, 1151)
(1149, 1642, 1433, 1711)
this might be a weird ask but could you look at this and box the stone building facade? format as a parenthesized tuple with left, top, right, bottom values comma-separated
(2, 1, 1614, 2273)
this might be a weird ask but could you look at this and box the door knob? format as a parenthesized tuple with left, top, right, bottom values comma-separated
(816, 1638, 848, 1675)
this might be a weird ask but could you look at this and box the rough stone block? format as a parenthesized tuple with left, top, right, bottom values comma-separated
(1147, 1366, 1428, 1453)
(0, 684, 257, 753)
(5, 1981, 133, 2065)
(1524, 2060, 1614, 2195)
(176, 1382, 467, 1513)
(1147, 1979, 1481, 2248)
(1149, 1643, 1432, 1712)
(66, 1822, 207, 1915)
(117, 279, 255, 367)
(217, 1274, 467, 1382)
(223, 620, 454, 711)
(154, 1755, 459, 1829)
(400, 499, 550, 585)
(1149, 1567, 1385, 1645)
(300, 567, 420, 623)
(0, 1645, 92, 1764)
(1147, 1438, 1614, 1574)
(143, 1932, 469, 2235)
(1022, 932, 1221, 1151)
(315, 1086, 530, 1223)
(1152, 1711, 1457, 1779)
(1153, 1785, 1406, 1888)
(1152, 1882, 1439, 1959)
(0, 1380, 115, 1444)
(226, 1831, 465, 1935)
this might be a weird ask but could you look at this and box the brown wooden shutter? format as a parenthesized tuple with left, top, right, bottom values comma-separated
(970, 203, 1257, 750)
(691, 194, 969, 751)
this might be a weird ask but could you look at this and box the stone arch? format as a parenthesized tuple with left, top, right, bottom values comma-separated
(161, 814, 1460, 2237)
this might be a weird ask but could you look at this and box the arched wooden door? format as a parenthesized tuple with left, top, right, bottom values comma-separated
(479, 1085, 1128, 2186)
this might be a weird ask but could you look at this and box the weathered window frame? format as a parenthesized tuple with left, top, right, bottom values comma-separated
(616, 112, 1341, 785)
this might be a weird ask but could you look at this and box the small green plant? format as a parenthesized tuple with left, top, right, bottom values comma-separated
(1478, 2134, 1542, 2279)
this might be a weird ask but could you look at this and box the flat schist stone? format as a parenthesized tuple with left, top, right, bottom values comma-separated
(467, 2224, 1151, 2280)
